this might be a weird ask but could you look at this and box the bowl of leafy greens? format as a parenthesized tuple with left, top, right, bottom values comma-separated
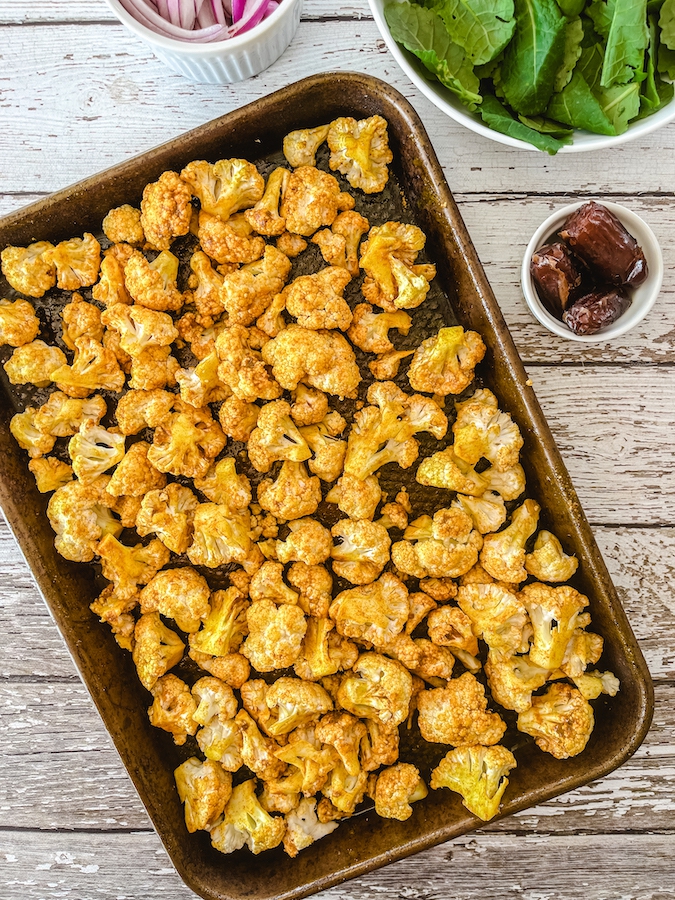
(370, 0, 675, 154)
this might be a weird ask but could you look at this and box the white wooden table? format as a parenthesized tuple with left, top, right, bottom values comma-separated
(1, 2, 674, 898)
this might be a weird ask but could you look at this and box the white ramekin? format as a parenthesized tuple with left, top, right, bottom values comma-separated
(104, 0, 304, 84)
(521, 201, 663, 343)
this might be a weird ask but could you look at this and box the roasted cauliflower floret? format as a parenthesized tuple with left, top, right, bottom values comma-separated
(327, 115, 393, 194)
(338, 652, 413, 727)
(312, 210, 370, 277)
(283, 797, 339, 858)
(4, 340, 66, 387)
(197, 210, 265, 265)
(325, 473, 381, 520)
(124, 249, 183, 312)
(174, 756, 232, 833)
(247, 399, 312, 473)
(210, 778, 285, 856)
(452, 389, 522, 469)
(196, 713, 244, 771)
(93, 252, 133, 307)
(29, 456, 73, 493)
(572, 670, 620, 700)
(183, 250, 225, 325)
(0, 298, 40, 347)
(417, 673, 507, 746)
(235, 709, 287, 781)
(249, 561, 299, 606)
(452, 491, 507, 535)
(287, 562, 333, 618)
(139, 567, 211, 633)
(101, 303, 178, 356)
(520, 582, 589, 671)
(46, 475, 121, 561)
(299, 411, 348, 483)
(283, 124, 330, 167)
(102, 204, 144, 245)
(485, 650, 550, 713)
(411, 639, 456, 685)
(132, 611, 185, 690)
(321, 761, 369, 816)
(148, 673, 198, 745)
(191, 587, 249, 658)
(408, 327, 486, 396)
(359, 221, 434, 311)
(257, 461, 322, 521)
(114, 388, 174, 435)
(283, 266, 353, 331)
(416, 448, 488, 496)
(9, 407, 56, 458)
(192, 456, 251, 511)
(244, 167, 289, 236)
(315, 711, 366, 776)
(1, 241, 56, 297)
(217, 396, 260, 443)
(140, 170, 192, 251)
(68, 422, 125, 484)
(136, 482, 199, 554)
(330, 571, 409, 647)
(374, 763, 427, 821)
(480, 499, 541, 583)
(128, 345, 179, 391)
(181, 158, 264, 221)
(241, 598, 307, 673)
(276, 518, 332, 566)
(330, 518, 391, 585)
(517, 682, 594, 759)
(251, 677, 333, 737)
(175, 350, 230, 408)
(187, 503, 262, 572)
(262, 323, 361, 399)
(106, 440, 166, 498)
(347, 302, 412, 354)
(457, 582, 530, 655)
(147, 406, 226, 479)
(51, 336, 126, 396)
(426, 606, 481, 673)
(98, 533, 169, 601)
(525, 531, 579, 583)
(392, 508, 482, 580)
(34, 393, 106, 440)
(41, 233, 101, 290)
(215, 324, 282, 403)
(560, 627, 604, 679)
(280, 165, 353, 237)
(293, 617, 359, 681)
(221, 245, 292, 326)
(61, 297, 103, 351)
(430, 744, 516, 821)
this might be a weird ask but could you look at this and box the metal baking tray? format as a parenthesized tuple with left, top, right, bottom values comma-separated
(0, 73, 653, 900)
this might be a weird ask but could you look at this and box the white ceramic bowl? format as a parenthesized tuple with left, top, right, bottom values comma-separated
(368, 0, 675, 153)
(105, 0, 303, 84)
(521, 201, 663, 342)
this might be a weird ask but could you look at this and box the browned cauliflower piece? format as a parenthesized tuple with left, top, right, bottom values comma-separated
(517, 682, 594, 758)
(192, 457, 252, 510)
(92, 252, 133, 307)
(220, 245, 292, 326)
(10, 408, 56, 458)
(148, 673, 198, 745)
(293, 617, 359, 681)
(312, 210, 371, 278)
(190, 586, 249, 658)
(147, 405, 226, 479)
(419, 575, 458, 602)
(174, 756, 232, 833)
(411, 639, 456, 685)
(360, 221, 434, 311)
(249, 561, 300, 606)
(218, 396, 260, 442)
(427, 605, 481, 672)
(525, 530, 579, 583)
(416, 448, 489, 495)
(128, 345, 179, 391)
(46, 474, 121, 561)
(175, 350, 230, 408)
(136, 483, 198, 554)
(452, 388, 523, 472)
(275, 518, 332, 566)
(191, 676, 238, 728)
(276, 232, 308, 258)
(51, 336, 126, 397)
(347, 302, 412, 354)
(196, 710, 244, 771)
(4, 340, 66, 387)
(139, 567, 211, 633)
(215, 324, 282, 403)
(114, 388, 174, 435)
(257, 461, 322, 521)
(360, 718, 400, 772)
(1, 241, 55, 297)
(330, 518, 391, 585)
(417, 673, 507, 746)
(299, 411, 348, 483)
(519, 582, 589, 671)
(368, 349, 414, 381)
(29, 456, 73, 493)
(321, 762, 369, 816)
(241, 599, 307, 672)
(102, 204, 145, 245)
(102, 303, 178, 358)
(480, 499, 541, 583)
(338, 652, 413, 727)
(244, 677, 333, 737)
(181, 158, 264, 221)
(560, 627, 604, 679)
(244, 167, 289, 236)
(325, 473, 382, 520)
(187, 503, 263, 572)
(98, 534, 170, 601)
(430, 744, 516, 821)
(287, 562, 333, 618)
(485, 650, 550, 713)
(247, 399, 312, 473)
(282, 797, 339, 858)
(0, 298, 40, 347)
(68, 422, 125, 484)
(452, 491, 507, 535)
(41, 233, 101, 290)
(327, 115, 393, 194)
(280, 165, 354, 236)
(140, 170, 192, 251)
(283, 124, 330, 167)
(457, 582, 530, 655)
(315, 711, 366, 776)
(282, 266, 352, 331)
(132, 611, 185, 690)
(182, 250, 224, 326)
(392, 508, 482, 579)
(210, 778, 285, 855)
(197, 210, 265, 265)
(408, 327, 486, 396)
(124, 249, 183, 312)
(377, 500, 410, 532)
(405, 591, 438, 635)
(329, 571, 409, 648)
(106, 440, 166, 498)
(374, 762, 427, 820)
(572, 670, 620, 700)
(61, 297, 103, 350)
(289, 384, 328, 427)
(255, 293, 287, 338)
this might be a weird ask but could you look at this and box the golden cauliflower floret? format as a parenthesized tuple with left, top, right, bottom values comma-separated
(416, 673, 507, 746)
(34, 392, 107, 439)
(210, 778, 285, 856)
(187, 503, 263, 572)
(283, 124, 330, 167)
(485, 650, 550, 713)
(93, 252, 133, 307)
(252, 677, 333, 737)
(41, 233, 101, 290)
(262, 324, 361, 399)
(102, 204, 145, 245)
(191, 458, 251, 512)
(175, 350, 230, 408)
(114, 388, 174, 435)
(408, 326, 486, 396)
(46, 474, 121, 561)
(359, 221, 433, 311)
(315, 711, 366, 776)
(325, 473, 381, 520)
(220, 245, 292, 326)
(184, 250, 224, 327)
(282, 797, 339, 858)
(101, 303, 178, 357)
(124, 249, 183, 312)
(247, 399, 311, 473)
(293, 617, 359, 681)
(215, 324, 282, 403)
(405, 591, 438, 635)
(290, 385, 329, 427)
(452, 388, 522, 472)
(139, 567, 211, 633)
(416, 448, 488, 496)
(430, 744, 517, 821)
(98, 533, 170, 601)
(525, 530, 579, 583)
(360, 718, 400, 772)
(1, 241, 56, 297)
(426, 606, 480, 672)
(190, 586, 249, 658)
(411, 638, 456, 684)
(276, 232, 307, 259)
(282, 266, 353, 331)
(106, 440, 166, 498)
(329, 571, 409, 646)
(61, 297, 103, 351)
(197, 210, 265, 265)
(140, 170, 192, 251)
(148, 673, 198, 745)
(89, 583, 138, 651)
(517, 682, 594, 759)
(29, 456, 73, 493)
(196, 711, 244, 770)
(299, 411, 348, 483)
(241, 599, 307, 672)
(392, 508, 482, 580)
(4, 340, 66, 387)
(174, 756, 233, 833)
(128, 345, 179, 391)
(280, 165, 354, 237)
(181, 158, 264, 221)
(274, 518, 332, 566)
(374, 762, 427, 821)
(347, 302, 412, 354)
(52, 336, 126, 397)
(132, 611, 185, 691)
(287, 562, 333, 618)
(67, 421, 125, 484)
(330, 518, 391, 585)
(338, 652, 413, 727)
(147, 406, 226, 479)
(218, 396, 259, 442)
(244, 167, 289, 236)
(519, 582, 589, 671)
(0, 298, 40, 347)
(249, 560, 300, 606)
(457, 582, 530, 655)
(10, 407, 56, 458)
(452, 491, 507, 536)
(320, 209, 371, 277)
(327, 115, 393, 194)
(321, 762, 369, 816)
(561, 627, 604, 679)
(192, 676, 238, 727)
(136, 482, 199, 554)
(480, 498, 541, 583)
(257, 461, 322, 521)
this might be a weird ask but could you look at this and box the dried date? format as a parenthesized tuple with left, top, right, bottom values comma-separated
(562, 288, 631, 336)
(530, 242, 583, 318)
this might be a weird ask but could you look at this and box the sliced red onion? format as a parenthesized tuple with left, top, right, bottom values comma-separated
(120, 0, 279, 41)
(231, 0, 246, 22)
(263, 0, 279, 16)
(229, 0, 269, 34)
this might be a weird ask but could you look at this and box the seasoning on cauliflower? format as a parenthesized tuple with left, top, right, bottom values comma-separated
(124, 249, 184, 312)
(405, 591, 437, 635)
(147, 405, 226, 480)
(257, 461, 322, 521)
(244, 167, 289, 236)
(9, 408, 56, 459)
(327, 115, 393, 194)
(282, 266, 353, 331)
(235, 709, 287, 781)
(0, 298, 40, 347)
(293, 617, 359, 681)
(127, 344, 179, 391)
(28, 456, 73, 493)
(430, 744, 517, 821)
(215, 324, 283, 403)
(452, 388, 522, 472)
(218, 396, 260, 442)
(480, 499, 541, 583)
(321, 761, 369, 815)
(51, 336, 126, 397)
(408, 327, 486, 396)
(315, 711, 367, 776)
(114, 388, 174, 435)
(187, 502, 263, 572)
(132, 611, 185, 690)
(452, 491, 507, 535)
(525, 530, 579, 583)
(46, 474, 121, 561)
(192, 675, 238, 728)
(283, 797, 339, 858)
(280, 165, 354, 236)
(276, 518, 333, 566)
(416, 673, 507, 746)
(457, 582, 530, 655)
(66, 422, 124, 484)
(374, 762, 427, 820)
(190, 587, 249, 658)
(1, 241, 56, 297)
(247, 399, 312, 473)
(41, 233, 101, 290)
(485, 650, 550, 713)
(139, 567, 211, 633)
(283, 124, 330, 167)
(174, 756, 233, 833)
(262, 324, 361, 399)
(359, 221, 434, 311)
(181, 158, 264, 221)
(196, 712, 244, 771)
(93, 252, 133, 307)
(416, 448, 488, 496)
(410, 639, 456, 685)
(248, 677, 333, 737)
(175, 350, 230, 408)
(426, 606, 481, 673)
(4, 340, 66, 387)
(210, 778, 285, 856)
(102, 204, 144, 245)
(520, 582, 589, 671)
(392, 508, 482, 580)
(220, 245, 292, 326)
(192, 457, 252, 510)
(299, 411, 348, 483)
(517, 682, 594, 759)
(241, 599, 307, 672)
(60, 297, 103, 351)
(338, 652, 413, 727)
(182, 250, 225, 325)
(560, 627, 604, 679)
(136, 482, 198, 554)
(101, 303, 178, 356)
(287, 562, 333, 618)
(97, 534, 170, 601)
(197, 210, 265, 265)
(330, 518, 391, 585)
(329, 571, 409, 647)
(312, 210, 370, 277)
(347, 302, 412, 354)
(148, 673, 198, 745)
(34, 392, 107, 440)
(106, 440, 166, 498)
(249, 561, 300, 606)
(572, 670, 620, 700)
(140, 170, 192, 251)
(325, 473, 381, 520)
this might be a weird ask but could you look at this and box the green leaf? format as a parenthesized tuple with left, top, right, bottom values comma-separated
(556, 0, 587, 13)
(384, 1, 482, 108)
(587, 0, 614, 34)
(596, 0, 649, 86)
(658, 41, 675, 76)
(517, 113, 575, 134)
(435, 0, 515, 65)
(554, 16, 586, 90)
(547, 68, 618, 129)
(595, 79, 642, 129)
(635, 74, 675, 113)
(500, 0, 568, 115)
(478, 93, 568, 150)
(659, 0, 675, 48)
(640, 14, 662, 108)
(577, 39, 606, 88)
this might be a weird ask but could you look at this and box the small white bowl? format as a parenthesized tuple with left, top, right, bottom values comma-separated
(104, 0, 303, 84)
(368, 0, 675, 153)
(521, 201, 663, 343)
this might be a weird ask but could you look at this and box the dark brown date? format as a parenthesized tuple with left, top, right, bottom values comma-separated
(559, 201, 648, 287)
(530, 242, 583, 318)
(562, 288, 631, 335)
